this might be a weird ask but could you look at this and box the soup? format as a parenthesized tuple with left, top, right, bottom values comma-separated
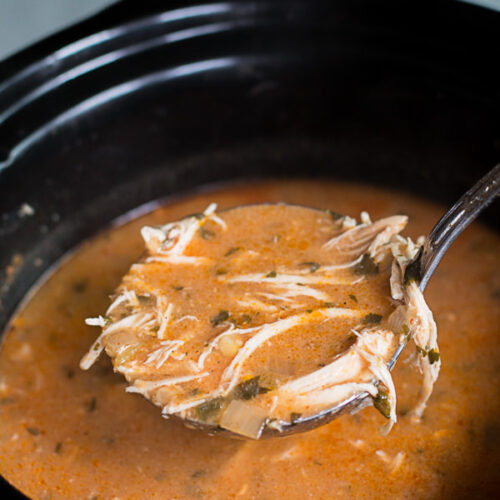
(0, 180, 499, 499)
(80, 203, 436, 439)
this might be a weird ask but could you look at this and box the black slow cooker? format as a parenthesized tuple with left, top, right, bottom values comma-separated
(0, 0, 499, 497)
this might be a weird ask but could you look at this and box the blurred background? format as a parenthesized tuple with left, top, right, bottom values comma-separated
(0, 0, 117, 60)
(0, 0, 499, 61)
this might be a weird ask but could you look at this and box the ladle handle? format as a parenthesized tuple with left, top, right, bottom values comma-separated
(416, 164, 500, 291)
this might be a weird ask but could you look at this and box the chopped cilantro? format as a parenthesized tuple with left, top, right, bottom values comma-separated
(224, 247, 241, 257)
(428, 349, 440, 364)
(196, 398, 224, 421)
(86, 397, 97, 413)
(325, 209, 344, 220)
(232, 376, 262, 400)
(354, 254, 379, 275)
(404, 248, 423, 285)
(198, 227, 216, 240)
(210, 310, 229, 327)
(373, 390, 391, 419)
(362, 313, 382, 325)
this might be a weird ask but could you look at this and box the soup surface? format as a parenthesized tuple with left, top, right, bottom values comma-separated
(0, 180, 499, 499)
(83, 203, 420, 438)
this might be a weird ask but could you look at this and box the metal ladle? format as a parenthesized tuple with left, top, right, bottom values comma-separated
(184, 164, 499, 438)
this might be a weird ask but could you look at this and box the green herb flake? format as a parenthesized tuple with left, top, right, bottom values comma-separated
(137, 294, 151, 303)
(373, 390, 391, 419)
(198, 227, 216, 240)
(86, 397, 97, 413)
(325, 209, 344, 220)
(322, 302, 336, 308)
(55, 442, 63, 454)
(196, 398, 224, 421)
(428, 349, 440, 364)
(215, 268, 228, 276)
(362, 313, 382, 325)
(416, 345, 427, 356)
(354, 254, 379, 275)
(405, 246, 424, 283)
(171, 285, 184, 291)
(26, 427, 40, 436)
(404, 257, 422, 285)
(210, 310, 229, 327)
(224, 247, 241, 257)
(266, 270, 277, 278)
(238, 314, 252, 325)
(299, 261, 321, 273)
(290, 412, 302, 424)
(401, 323, 412, 341)
(0, 397, 15, 405)
(191, 470, 206, 479)
(349, 294, 358, 303)
(232, 376, 262, 400)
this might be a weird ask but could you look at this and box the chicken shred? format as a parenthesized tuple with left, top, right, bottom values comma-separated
(81, 204, 439, 437)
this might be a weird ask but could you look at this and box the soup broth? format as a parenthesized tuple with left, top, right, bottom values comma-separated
(82, 203, 414, 438)
(0, 180, 499, 499)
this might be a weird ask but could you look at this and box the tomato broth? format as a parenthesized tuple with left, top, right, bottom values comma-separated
(0, 180, 499, 499)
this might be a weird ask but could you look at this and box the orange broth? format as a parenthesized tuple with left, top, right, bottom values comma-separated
(0, 180, 499, 499)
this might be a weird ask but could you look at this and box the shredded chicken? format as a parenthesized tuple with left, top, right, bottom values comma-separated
(81, 203, 439, 438)
(388, 237, 440, 420)
(219, 308, 364, 395)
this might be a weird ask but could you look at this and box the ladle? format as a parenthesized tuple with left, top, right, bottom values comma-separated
(186, 164, 499, 438)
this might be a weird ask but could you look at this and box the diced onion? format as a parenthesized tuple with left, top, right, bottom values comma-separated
(219, 400, 268, 439)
